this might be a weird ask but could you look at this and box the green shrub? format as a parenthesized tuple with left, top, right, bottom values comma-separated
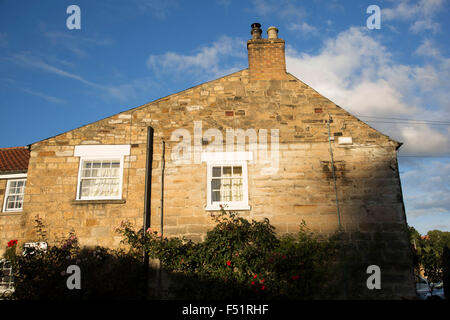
(117, 209, 340, 299)
(7, 210, 348, 300)
(10, 234, 146, 300)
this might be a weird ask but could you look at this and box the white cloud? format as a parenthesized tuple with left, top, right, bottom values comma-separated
(103, 77, 161, 102)
(382, 0, 445, 34)
(146, 36, 245, 80)
(249, 0, 275, 16)
(42, 30, 113, 58)
(400, 126, 449, 153)
(401, 161, 450, 218)
(248, 0, 309, 30)
(288, 22, 318, 35)
(132, 0, 178, 20)
(21, 88, 66, 104)
(277, 1, 306, 21)
(10, 52, 99, 88)
(9, 53, 157, 103)
(415, 38, 442, 59)
(285, 26, 450, 154)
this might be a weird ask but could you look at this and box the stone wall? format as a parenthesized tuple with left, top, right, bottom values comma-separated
(6, 68, 415, 298)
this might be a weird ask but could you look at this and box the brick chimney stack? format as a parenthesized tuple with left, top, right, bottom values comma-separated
(247, 23, 287, 80)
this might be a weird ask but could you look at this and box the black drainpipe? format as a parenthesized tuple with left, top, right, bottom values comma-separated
(143, 126, 154, 297)
(160, 140, 165, 239)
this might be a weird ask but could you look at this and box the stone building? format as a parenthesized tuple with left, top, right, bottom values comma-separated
(0, 24, 415, 298)
(0, 147, 29, 247)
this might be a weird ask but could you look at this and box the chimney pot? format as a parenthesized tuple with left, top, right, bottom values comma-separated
(267, 26, 278, 39)
(250, 22, 262, 39)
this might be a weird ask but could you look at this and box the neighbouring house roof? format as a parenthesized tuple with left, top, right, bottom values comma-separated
(0, 147, 30, 174)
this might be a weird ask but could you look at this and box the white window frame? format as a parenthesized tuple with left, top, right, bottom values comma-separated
(2, 177, 27, 213)
(202, 152, 251, 211)
(74, 145, 130, 201)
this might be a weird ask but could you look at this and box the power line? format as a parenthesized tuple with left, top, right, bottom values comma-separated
(398, 155, 450, 158)
(355, 114, 450, 124)
(364, 120, 450, 126)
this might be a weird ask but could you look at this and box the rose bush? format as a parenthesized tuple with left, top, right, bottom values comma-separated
(7, 221, 147, 300)
(117, 209, 341, 299)
(7, 210, 348, 300)
(3, 239, 18, 265)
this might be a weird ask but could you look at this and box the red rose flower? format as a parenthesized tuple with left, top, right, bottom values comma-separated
(226, 260, 231, 266)
(291, 275, 300, 281)
(251, 281, 255, 285)
(253, 274, 257, 279)
(7, 240, 18, 247)
(261, 285, 265, 291)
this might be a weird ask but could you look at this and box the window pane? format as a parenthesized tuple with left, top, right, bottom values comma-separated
(233, 166, 242, 176)
(93, 169, 102, 177)
(101, 161, 111, 168)
(222, 189, 231, 202)
(212, 167, 221, 177)
(92, 162, 101, 168)
(111, 162, 120, 168)
(211, 179, 221, 190)
(15, 196, 23, 209)
(82, 169, 91, 177)
(232, 178, 243, 201)
(7, 197, 15, 209)
(223, 166, 232, 177)
(222, 178, 231, 202)
(99, 168, 109, 177)
(83, 179, 92, 187)
(222, 178, 231, 187)
(80, 180, 91, 197)
(212, 190, 220, 202)
(110, 168, 120, 177)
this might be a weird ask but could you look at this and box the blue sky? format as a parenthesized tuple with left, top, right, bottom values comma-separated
(0, 0, 449, 234)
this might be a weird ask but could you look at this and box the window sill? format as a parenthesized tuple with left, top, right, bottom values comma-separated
(0, 211, 23, 216)
(205, 205, 251, 211)
(71, 199, 126, 205)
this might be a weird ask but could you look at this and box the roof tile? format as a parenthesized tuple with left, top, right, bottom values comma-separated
(0, 147, 30, 173)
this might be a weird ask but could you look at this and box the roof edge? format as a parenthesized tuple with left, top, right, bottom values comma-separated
(286, 72, 403, 147)
(29, 69, 249, 147)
